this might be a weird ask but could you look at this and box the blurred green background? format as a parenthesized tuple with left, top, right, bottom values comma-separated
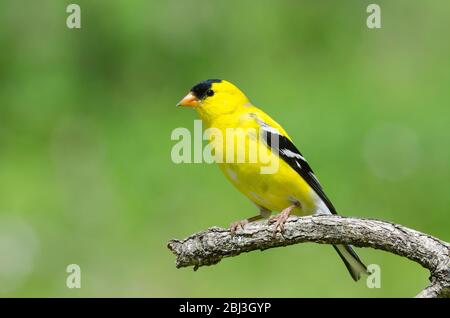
(0, 0, 449, 297)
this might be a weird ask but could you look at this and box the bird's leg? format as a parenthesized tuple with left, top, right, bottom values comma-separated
(229, 207, 271, 235)
(268, 204, 298, 237)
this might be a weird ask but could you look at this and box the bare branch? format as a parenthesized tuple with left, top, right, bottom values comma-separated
(167, 215, 450, 298)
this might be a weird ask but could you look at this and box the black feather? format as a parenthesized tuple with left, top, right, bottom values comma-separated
(191, 79, 222, 100)
(260, 121, 337, 214)
(332, 245, 367, 281)
(257, 116, 369, 282)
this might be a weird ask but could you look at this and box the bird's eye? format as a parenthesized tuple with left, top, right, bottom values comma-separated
(206, 89, 214, 97)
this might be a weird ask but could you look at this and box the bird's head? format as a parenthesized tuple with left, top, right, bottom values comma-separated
(177, 79, 250, 122)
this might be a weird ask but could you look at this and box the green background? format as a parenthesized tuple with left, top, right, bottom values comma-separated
(0, 0, 449, 297)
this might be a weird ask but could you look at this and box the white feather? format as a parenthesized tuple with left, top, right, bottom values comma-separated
(281, 148, 307, 161)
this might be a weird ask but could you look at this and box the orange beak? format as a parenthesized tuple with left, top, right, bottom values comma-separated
(176, 92, 200, 107)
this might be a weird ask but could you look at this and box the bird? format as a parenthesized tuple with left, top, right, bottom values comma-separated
(177, 79, 367, 281)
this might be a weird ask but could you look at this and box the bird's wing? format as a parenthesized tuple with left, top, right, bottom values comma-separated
(250, 112, 337, 214)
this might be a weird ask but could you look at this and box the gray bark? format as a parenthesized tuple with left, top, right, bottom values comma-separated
(167, 215, 450, 298)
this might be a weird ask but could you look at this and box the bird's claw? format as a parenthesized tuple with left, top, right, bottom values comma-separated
(268, 210, 291, 237)
(229, 219, 248, 235)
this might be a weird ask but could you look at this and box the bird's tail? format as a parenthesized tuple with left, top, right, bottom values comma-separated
(333, 244, 367, 281)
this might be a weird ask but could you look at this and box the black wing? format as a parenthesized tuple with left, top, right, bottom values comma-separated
(258, 119, 337, 214)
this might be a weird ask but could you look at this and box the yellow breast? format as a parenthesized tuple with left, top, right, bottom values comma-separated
(207, 110, 316, 214)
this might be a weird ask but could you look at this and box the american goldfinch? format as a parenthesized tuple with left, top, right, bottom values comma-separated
(177, 79, 367, 281)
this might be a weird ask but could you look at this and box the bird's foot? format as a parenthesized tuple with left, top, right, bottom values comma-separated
(229, 219, 249, 235)
(268, 205, 296, 237)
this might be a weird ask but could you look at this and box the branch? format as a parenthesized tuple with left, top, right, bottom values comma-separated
(167, 215, 450, 298)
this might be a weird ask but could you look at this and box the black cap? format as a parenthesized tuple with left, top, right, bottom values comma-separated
(191, 79, 222, 99)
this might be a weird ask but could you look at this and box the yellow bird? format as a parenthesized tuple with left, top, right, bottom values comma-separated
(177, 79, 367, 281)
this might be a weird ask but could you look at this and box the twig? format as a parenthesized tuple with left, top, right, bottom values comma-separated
(167, 215, 450, 298)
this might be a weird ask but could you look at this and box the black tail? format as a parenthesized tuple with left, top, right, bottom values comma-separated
(333, 245, 367, 281)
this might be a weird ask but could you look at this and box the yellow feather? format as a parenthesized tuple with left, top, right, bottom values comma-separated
(182, 79, 368, 281)
(195, 80, 315, 214)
